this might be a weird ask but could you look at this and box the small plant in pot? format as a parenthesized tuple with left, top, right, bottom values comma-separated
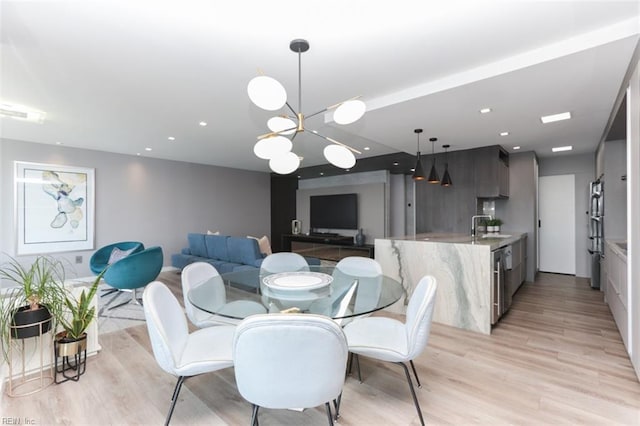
(54, 271, 103, 383)
(0, 255, 67, 362)
(487, 218, 503, 233)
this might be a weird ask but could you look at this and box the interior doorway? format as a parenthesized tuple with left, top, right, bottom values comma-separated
(539, 174, 576, 274)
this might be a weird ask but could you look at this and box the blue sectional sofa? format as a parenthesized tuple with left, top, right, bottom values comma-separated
(172, 233, 266, 273)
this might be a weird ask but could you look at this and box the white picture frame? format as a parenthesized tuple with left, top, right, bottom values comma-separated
(15, 161, 95, 255)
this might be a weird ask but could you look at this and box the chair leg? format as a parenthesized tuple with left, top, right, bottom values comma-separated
(165, 376, 186, 426)
(250, 404, 260, 426)
(397, 362, 425, 426)
(410, 359, 422, 388)
(324, 402, 334, 426)
(354, 353, 362, 383)
(100, 288, 118, 297)
(333, 392, 342, 420)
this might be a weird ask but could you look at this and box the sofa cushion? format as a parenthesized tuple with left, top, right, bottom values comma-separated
(187, 233, 207, 258)
(205, 234, 229, 260)
(227, 236, 262, 266)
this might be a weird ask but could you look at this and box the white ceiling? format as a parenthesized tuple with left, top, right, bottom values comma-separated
(1, 1, 639, 173)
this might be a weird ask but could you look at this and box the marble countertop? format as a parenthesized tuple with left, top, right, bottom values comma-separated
(379, 232, 526, 250)
(606, 239, 627, 260)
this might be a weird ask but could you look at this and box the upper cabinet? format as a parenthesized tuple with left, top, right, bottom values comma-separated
(474, 146, 509, 198)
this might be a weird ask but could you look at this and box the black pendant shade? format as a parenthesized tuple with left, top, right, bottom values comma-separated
(441, 144, 453, 186)
(427, 137, 440, 183)
(412, 129, 426, 181)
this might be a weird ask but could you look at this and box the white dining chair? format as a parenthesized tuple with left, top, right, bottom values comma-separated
(333, 257, 383, 319)
(233, 314, 348, 425)
(181, 262, 266, 326)
(142, 281, 235, 426)
(343, 275, 437, 426)
(260, 252, 309, 273)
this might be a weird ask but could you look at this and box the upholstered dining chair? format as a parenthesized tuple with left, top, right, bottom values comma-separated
(260, 252, 309, 273)
(181, 262, 266, 327)
(233, 314, 348, 425)
(332, 257, 383, 321)
(143, 281, 235, 426)
(102, 246, 163, 311)
(343, 275, 437, 426)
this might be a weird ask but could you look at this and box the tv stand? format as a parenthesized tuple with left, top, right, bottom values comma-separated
(281, 234, 374, 261)
(309, 232, 340, 237)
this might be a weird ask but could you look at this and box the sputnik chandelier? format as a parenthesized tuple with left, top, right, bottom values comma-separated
(247, 39, 366, 174)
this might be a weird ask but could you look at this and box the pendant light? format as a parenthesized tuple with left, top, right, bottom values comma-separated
(427, 137, 440, 184)
(441, 144, 453, 187)
(412, 129, 426, 181)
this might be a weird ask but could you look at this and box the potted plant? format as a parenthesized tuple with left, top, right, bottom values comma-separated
(53, 271, 103, 383)
(487, 218, 503, 233)
(0, 255, 68, 361)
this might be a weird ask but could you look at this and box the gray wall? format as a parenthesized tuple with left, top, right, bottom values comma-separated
(495, 151, 538, 282)
(296, 171, 388, 243)
(1, 139, 271, 277)
(390, 173, 406, 238)
(538, 152, 595, 278)
(603, 139, 627, 240)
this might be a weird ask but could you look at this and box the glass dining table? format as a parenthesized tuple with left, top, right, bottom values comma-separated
(188, 265, 404, 321)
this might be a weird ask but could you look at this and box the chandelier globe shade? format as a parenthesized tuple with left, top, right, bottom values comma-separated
(333, 100, 366, 125)
(248, 39, 365, 174)
(247, 76, 287, 111)
(324, 145, 356, 169)
(253, 136, 292, 160)
(269, 152, 301, 175)
(412, 128, 426, 181)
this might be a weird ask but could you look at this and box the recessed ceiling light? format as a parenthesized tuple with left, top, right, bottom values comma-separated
(55, 141, 63, 145)
(136, 153, 141, 156)
(552, 145, 572, 152)
(541, 112, 571, 123)
(168, 136, 175, 141)
(199, 121, 207, 127)
(320, 172, 324, 176)
(480, 108, 492, 114)
(393, 162, 399, 166)
(145, 147, 152, 151)
(410, 168, 415, 172)
(500, 131, 509, 136)
(513, 146, 521, 150)
(363, 147, 370, 151)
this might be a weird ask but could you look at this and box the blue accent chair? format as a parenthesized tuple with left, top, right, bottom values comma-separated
(89, 241, 145, 275)
(102, 246, 164, 311)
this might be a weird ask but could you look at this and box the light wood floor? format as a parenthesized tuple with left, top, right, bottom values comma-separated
(2, 272, 639, 425)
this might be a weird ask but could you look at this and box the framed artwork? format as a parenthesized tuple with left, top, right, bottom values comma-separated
(15, 161, 95, 255)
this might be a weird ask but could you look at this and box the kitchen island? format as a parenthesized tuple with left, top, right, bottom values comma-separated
(375, 232, 526, 335)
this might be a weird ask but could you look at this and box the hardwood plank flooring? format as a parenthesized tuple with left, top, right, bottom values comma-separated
(2, 272, 639, 425)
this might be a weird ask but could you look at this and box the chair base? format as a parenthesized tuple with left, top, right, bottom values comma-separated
(102, 288, 143, 311)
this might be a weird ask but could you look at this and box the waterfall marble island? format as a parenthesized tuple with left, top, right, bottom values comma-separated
(375, 232, 526, 335)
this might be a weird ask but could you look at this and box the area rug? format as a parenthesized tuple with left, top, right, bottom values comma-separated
(97, 284, 146, 334)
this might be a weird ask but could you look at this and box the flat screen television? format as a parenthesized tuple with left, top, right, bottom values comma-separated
(310, 193, 358, 230)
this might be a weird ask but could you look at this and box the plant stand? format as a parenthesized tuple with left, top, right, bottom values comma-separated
(7, 318, 54, 397)
(54, 332, 88, 383)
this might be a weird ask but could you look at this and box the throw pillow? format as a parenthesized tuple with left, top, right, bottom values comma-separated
(107, 247, 135, 264)
(248, 235, 272, 256)
(207, 230, 220, 235)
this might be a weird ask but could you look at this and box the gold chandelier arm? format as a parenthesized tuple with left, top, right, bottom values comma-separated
(309, 130, 362, 155)
(256, 126, 297, 140)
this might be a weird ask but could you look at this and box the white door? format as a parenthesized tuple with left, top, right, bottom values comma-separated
(539, 174, 576, 274)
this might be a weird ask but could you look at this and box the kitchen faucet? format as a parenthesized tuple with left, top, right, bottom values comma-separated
(471, 215, 493, 237)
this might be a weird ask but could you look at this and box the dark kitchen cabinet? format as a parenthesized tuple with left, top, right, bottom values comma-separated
(474, 146, 509, 198)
